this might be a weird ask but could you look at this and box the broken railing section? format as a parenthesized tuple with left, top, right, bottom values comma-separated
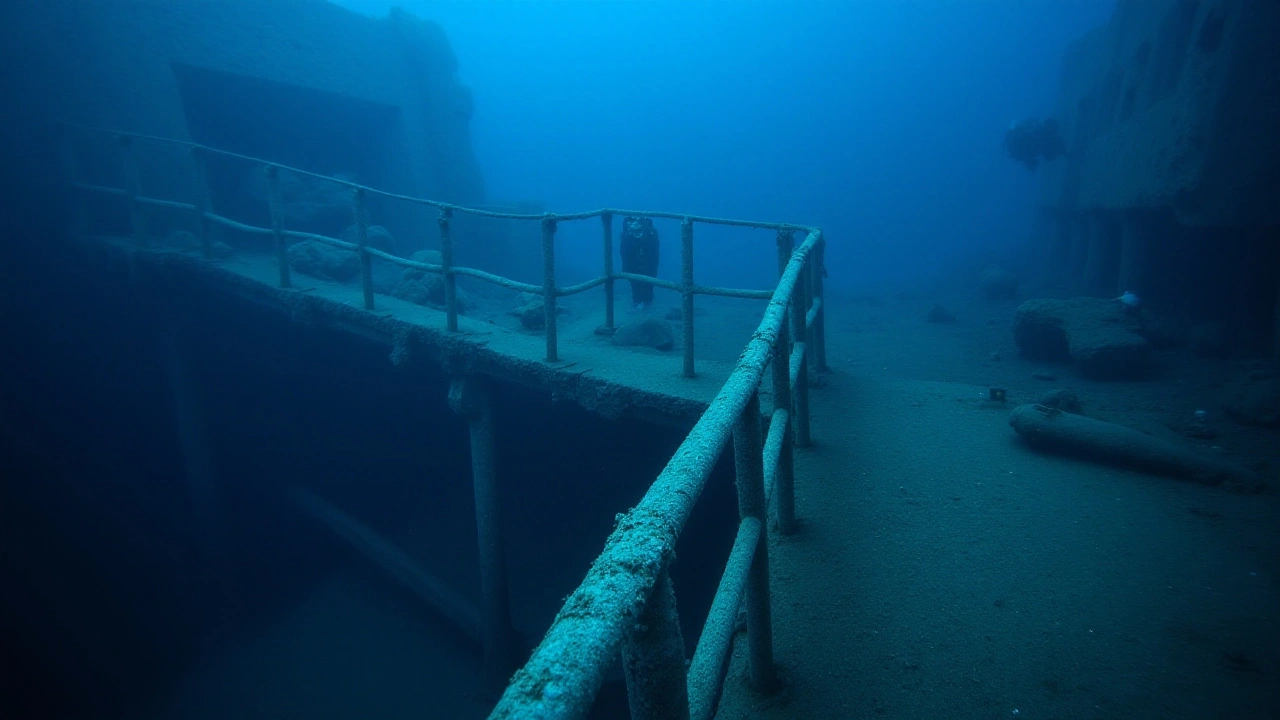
(57, 121, 830, 719)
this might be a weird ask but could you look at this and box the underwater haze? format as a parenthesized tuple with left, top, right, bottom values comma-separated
(5, 1, 1279, 719)
(335, 0, 1114, 290)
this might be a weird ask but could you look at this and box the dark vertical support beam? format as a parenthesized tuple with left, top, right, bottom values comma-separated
(1046, 208, 1071, 272)
(773, 230, 797, 534)
(1274, 263, 1280, 358)
(351, 187, 375, 310)
(1083, 211, 1111, 296)
(448, 376, 515, 696)
(732, 391, 777, 692)
(118, 135, 148, 246)
(602, 212, 615, 332)
(189, 147, 213, 260)
(621, 570, 690, 720)
(1069, 211, 1090, 284)
(439, 207, 458, 331)
(265, 165, 291, 289)
(1117, 209, 1149, 295)
(157, 322, 229, 597)
(681, 218, 696, 378)
(808, 233, 828, 372)
(541, 215, 559, 362)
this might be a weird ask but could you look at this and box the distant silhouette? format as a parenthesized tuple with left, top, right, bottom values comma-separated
(620, 216, 660, 309)
(1003, 117, 1065, 171)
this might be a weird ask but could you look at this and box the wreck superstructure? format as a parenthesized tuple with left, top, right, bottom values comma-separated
(1034, 0, 1280, 356)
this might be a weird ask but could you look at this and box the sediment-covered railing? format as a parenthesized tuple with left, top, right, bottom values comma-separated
(56, 120, 830, 720)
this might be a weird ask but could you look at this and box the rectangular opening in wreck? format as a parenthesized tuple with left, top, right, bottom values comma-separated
(170, 63, 406, 234)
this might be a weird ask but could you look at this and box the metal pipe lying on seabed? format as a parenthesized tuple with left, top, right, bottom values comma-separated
(1008, 404, 1265, 493)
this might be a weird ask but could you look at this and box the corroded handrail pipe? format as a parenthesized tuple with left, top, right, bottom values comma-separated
(487, 231, 819, 719)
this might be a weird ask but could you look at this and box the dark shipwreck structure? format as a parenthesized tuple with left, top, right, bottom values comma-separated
(1033, 0, 1280, 357)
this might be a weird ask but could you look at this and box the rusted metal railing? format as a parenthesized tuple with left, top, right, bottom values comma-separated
(57, 121, 831, 720)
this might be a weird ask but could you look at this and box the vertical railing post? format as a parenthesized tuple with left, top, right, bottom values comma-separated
(448, 376, 516, 696)
(351, 187, 375, 310)
(809, 232, 829, 372)
(602, 212, 615, 332)
(772, 230, 797, 534)
(790, 240, 812, 449)
(541, 215, 559, 362)
(118, 135, 148, 246)
(439, 207, 458, 331)
(189, 147, 213, 260)
(732, 391, 778, 691)
(265, 165, 291, 289)
(57, 124, 87, 238)
(675, 217, 696, 376)
(621, 570, 690, 720)
(681, 218, 696, 378)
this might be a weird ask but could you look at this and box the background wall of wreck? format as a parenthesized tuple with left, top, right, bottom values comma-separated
(0, 0, 486, 237)
(1032, 0, 1280, 356)
(1040, 0, 1279, 225)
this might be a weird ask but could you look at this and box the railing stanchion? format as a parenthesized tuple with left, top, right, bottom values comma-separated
(189, 147, 212, 259)
(621, 569, 690, 720)
(681, 218, 696, 378)
(733, 391, 778, 691)
(351, 187, 375, 310)
(602, 212, 615, 332)
(772, 230, 797, 534)
(541, 215, 559, 362)
(439, 207, 458, 331)
(118, 135, 148, 246)
(265, 165, 291, 288)
(810, 233, 829, 371)
(791, 249, 812, 448)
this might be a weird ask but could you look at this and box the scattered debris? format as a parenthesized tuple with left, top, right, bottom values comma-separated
(927, 303, 957, 324)
(1221, 365, 1280, 428)
(1037, 389, 1081, 414)
(978, 267, 1019, 301)
(1008, 403, 1263, 492)
(1013, 297, 1151, 380)
(612, 317, 675, 351)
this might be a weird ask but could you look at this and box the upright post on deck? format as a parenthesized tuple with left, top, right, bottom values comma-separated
(621, 570, 690, 720)
(602, 212, 615, 332)
(809, 232, 829, 371)
(541, 215, 559, 362)
(681, 218, 696, 378)
(790, 243, 812, 449)
(189, 147, 213, 260)
(265, 165, 291, 289)
(439, 207, 458, 331)
(118, 135, 148, 246)
(351, 187, 375, 310)
(732, 391, 777, 691)
(772, 230, 797, 534)
(448, 376, 516, 696)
